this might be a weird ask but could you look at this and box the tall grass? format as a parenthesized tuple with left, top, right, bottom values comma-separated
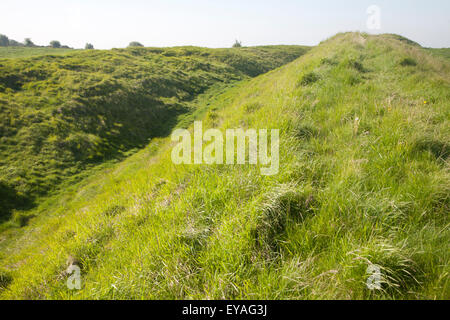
(0, 33, 448, 300)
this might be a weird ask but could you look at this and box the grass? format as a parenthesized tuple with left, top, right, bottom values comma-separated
(0, 47, 75, 59)
(427, 48, 450, 61)
(0, 33, 449, 300)
(0, 45, 309, 224)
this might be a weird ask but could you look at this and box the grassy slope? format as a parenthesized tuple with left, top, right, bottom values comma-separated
(0, 45, 309, 225)
(0, 47, 75, 59)
(427, 48, 450, 61)
(0, 33, 449, 299)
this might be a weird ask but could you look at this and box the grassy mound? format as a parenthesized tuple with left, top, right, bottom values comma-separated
(0, 45, 309, 222)
(0, 33, 448, 299)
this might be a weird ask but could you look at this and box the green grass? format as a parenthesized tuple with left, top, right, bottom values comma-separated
(427, 48, 450, 60)
(0, 45, 309, 224)
(0, 33, 448, 300)
(0, 47, 75, 59)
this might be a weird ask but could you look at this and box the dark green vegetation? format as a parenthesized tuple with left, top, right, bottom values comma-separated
(0, 45, 309, 224)
(0, 33, 448, 300)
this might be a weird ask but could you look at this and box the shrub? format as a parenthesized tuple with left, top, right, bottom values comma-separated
(85, 43, 94, 50)
(0, 34, 9, 47)
(128, 41, 144, 48)
(50, 40, 61, 48)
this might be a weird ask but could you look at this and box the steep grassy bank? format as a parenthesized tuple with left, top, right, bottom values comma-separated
(427, 48, 450, 61)
(0, 33, 448, 299)
(0, 45, 309, 223)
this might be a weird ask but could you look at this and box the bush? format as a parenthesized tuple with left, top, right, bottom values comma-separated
(85, 43, 94, 50)
(128, 41, 144, 48)
(50, 40, 61, 48)
(400, 57, 417, 66)
(24, 38, 35, 47)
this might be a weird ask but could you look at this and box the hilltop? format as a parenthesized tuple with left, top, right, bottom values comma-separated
(0, 45, 309, 225)
(0, 33, 449, 299)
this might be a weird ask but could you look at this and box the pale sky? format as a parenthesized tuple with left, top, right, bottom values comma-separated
(0, 0, 449, 49)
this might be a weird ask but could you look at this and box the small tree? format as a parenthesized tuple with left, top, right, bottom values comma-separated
(128, 41, 144, 48)
(24, 38, 35, 47)
(50, 40, 61, 48)
(232, 40, 242, 48)
(85, 43, 94, 50)
(0, 34, 9, 47)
